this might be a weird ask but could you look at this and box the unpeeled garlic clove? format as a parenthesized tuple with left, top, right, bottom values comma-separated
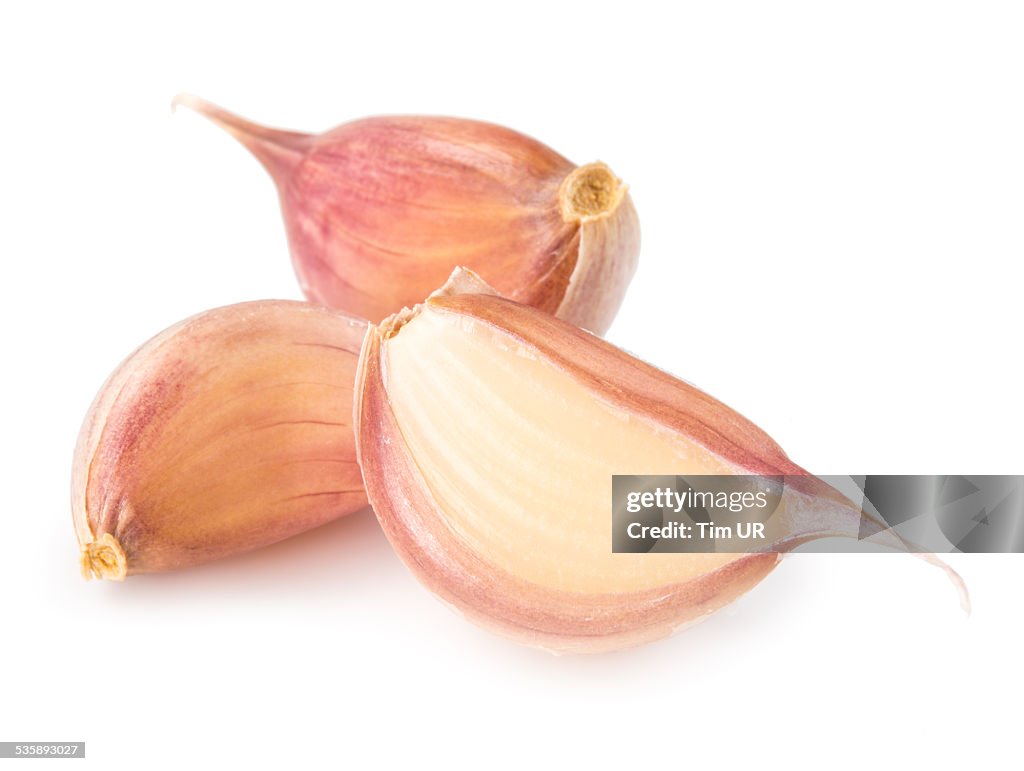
(73, 301, 367, 579)
(354, 269, 966, 653)
(173, 94, 640, 334)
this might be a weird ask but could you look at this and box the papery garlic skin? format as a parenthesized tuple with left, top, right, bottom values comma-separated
(72, 301, 367, 579)
(355, 270, 961, 653)
(174, 95, 640, 334)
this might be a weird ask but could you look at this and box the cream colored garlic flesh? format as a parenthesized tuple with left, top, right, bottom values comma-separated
(383, 306, 743, 594)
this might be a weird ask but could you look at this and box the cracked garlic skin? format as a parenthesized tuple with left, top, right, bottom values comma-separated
(72, 301, 367, 580)
(355, 270, 964, 653)
(174, 95, 640, 334)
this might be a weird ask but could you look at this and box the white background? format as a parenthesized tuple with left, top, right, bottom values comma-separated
(2, 2, 1021, 769)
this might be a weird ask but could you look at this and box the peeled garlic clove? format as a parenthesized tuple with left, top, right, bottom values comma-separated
(355, 269, 965, 653)
(173, 94, 640, 334)
(73, 301, 367, 580)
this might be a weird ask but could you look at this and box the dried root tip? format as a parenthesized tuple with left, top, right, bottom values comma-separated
(559, 162, 626, 223)
(378, 304, 422, 340)
(80, 534, 127, 581)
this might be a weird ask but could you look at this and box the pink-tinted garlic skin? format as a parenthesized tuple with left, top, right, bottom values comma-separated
(353, 270, 968, 653)
(72, 301, 368, 579)
(174, 95, 640, 334)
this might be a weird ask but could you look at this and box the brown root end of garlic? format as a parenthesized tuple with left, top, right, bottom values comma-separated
(80, 534, 127, 581)
(559, 162, 626, 223)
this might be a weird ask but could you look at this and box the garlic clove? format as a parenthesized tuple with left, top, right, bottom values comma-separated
(354, 269, 965, 653)
(173, 95, 640, 334)
(73, 301, 367, 579)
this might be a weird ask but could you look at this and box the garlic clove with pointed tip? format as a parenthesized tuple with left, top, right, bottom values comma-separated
(354, 269, 965, 653)
(174, 95, 640, 334)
